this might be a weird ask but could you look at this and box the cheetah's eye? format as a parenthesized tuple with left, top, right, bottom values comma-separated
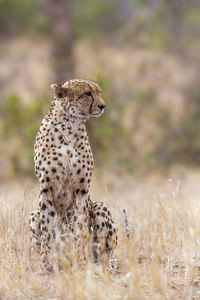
(85, 91, 92, 97)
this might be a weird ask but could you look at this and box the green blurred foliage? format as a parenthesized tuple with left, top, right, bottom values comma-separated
(0, 0, 36, 35)
(153, 86, 200, 169)
(0, 94, 49, 176)
(72, 0, 122, 38)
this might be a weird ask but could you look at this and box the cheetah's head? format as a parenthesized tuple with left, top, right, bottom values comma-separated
(51, 79, 106, 119)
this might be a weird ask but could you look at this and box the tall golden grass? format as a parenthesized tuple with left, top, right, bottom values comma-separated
(1, 171, 200, 299)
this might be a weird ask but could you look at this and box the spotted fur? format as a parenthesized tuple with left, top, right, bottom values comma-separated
(29, 79, 117, 271)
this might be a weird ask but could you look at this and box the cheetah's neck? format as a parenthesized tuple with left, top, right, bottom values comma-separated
(49, 97, 88, 126)
(46, 98, 88, 145)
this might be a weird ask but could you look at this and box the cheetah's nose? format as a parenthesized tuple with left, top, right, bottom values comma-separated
(98, 104, 106, 110)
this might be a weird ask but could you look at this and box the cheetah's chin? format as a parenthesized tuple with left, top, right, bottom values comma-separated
(90, 110, 104, 117)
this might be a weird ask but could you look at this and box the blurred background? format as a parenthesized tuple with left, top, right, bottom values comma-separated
(1, 0, 200, 181)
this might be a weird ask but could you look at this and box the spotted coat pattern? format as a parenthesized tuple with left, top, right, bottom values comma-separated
(29, 79, 117, 271)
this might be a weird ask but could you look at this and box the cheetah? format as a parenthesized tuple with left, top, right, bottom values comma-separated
(29, 79, 117, 271)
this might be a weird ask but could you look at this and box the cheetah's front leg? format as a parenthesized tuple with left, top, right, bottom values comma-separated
(90, 202, 118, 265)
(39, 187, 57, 271)
(29, 208, 41, 253)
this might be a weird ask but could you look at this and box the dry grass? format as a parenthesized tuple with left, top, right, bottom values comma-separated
(1, 170, 200, 299)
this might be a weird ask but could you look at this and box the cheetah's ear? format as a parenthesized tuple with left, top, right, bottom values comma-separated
(51, 84, 68, 99)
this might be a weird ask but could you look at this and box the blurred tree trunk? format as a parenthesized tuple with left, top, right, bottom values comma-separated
(164, 0, 186, 52)
(44, 0, 74, 84)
